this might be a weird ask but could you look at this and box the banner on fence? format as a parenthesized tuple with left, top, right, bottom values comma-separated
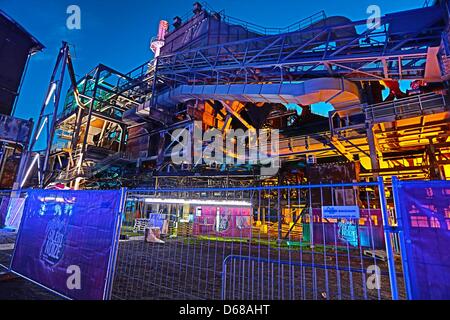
(11, 190, 123, 300)
(304, 208, 385, 249)
(394, 179, 450, 300)
(5, 197, 25, 229)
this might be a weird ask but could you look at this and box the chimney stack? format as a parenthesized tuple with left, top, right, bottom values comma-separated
(173, 16, 182, 29)
(193, 2, 203, 15)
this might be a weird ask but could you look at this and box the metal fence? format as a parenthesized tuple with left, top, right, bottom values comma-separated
(0, 230, 15, 273)
(0, 189, 25, 273)
(111, 180, 405, 300)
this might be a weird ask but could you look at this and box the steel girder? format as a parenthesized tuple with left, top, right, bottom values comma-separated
(156, 7, 445, 84)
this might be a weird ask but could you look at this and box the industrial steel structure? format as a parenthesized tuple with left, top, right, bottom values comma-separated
(0, 10, 43, 190)
(2, 1, 450, 302)
(27, 0, 450, 190)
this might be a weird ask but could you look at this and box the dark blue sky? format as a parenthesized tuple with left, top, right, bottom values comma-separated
(2, 0, 424, 132)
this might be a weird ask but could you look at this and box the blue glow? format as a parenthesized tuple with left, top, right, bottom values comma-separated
(286, 102, 333, 117)
(311, 102, 334, 117)
(338, 221, 359, 247)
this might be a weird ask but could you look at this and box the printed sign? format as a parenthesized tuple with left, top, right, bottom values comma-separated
(322, 205, 360, 219)
(338, 220, 358, 247)
(11, 190, 123, 300)
(304, 208, 385, 249)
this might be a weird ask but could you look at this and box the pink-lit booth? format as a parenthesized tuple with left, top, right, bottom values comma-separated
(193, 206, 252, 238)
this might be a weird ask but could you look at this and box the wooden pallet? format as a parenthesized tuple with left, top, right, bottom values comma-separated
(178, 222, 193, 236)
(133, 218, 150, 233)
(363, 249, 387, 261)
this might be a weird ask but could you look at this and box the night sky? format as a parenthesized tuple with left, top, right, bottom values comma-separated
(1, 0, 424, 149)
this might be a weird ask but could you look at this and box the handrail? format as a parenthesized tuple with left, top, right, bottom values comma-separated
(168, 1, 326, 36)
(364, 92, 447, 122)
(330, 92, 448, 133)
(221, 10, 327, 36)
(158, 17, 444, 61)
(127, 180, 381, 193)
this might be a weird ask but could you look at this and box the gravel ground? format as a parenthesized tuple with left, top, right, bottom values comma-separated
(111, 237, 406, 300)
(0, 230, 61, 300)
(0, 270, 61, 300)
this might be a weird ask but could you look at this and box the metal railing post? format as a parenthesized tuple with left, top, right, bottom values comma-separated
(104, 187, 127, 300)
(391, 176, 413, 299)
(418, 94, 423, 114)
(378, 176, 399, 300)
(221, 258, 228, 300)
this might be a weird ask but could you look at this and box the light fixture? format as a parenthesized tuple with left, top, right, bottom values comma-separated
(144, 198, 252, 207)
(20, 153, 40, 188)
(35, 117, 48, 141)
(45, 82, 57, 106)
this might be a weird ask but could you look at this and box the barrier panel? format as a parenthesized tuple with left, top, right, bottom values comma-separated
(393, 178, 450, 299)
(4, 197, 26, 229)
(0, 228, 15, 271)
(10, 189, 124, 300)
(111, 181, 402, 300)
(0, 194, 10, 227)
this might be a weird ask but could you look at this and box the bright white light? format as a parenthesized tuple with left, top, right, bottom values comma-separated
(144, 198, 252, 207)
(37, 196, 75, 203)
(36, 156, 41, 184)
(45, 83, 57, 106)
(76, 152, 83, 172)
(35, 117, 48, 141)
(20, 154, 39, 188)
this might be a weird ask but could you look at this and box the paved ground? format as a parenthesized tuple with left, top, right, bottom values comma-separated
(0, 229, 60, 300)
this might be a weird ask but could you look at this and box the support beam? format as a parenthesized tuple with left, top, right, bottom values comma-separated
(366, 122, 380, 178)
(219, 101, 255, 130)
